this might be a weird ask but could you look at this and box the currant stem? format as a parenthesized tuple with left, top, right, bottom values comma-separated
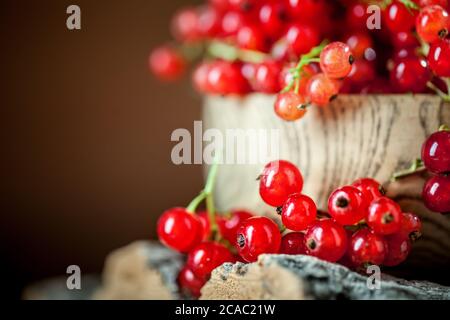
(399, 0, 420, 12)
(204, 158, 221, 240)
(391, 158, 427, 181)
(207, 40, 268, 64)
(439, 124, 450, 131)
(426, 81, 450, 102)
(186, 191, 207, 213)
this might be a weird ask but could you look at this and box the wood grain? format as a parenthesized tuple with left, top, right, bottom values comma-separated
(203, 94, 450, 277)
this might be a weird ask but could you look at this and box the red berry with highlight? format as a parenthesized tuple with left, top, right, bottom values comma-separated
(157, 207, 202, 253)
(416, 5, 449, 43)
(171, 8, 201, 42)
(390, 57, 430, 93)
(352, 178, 384, 203)
(178, 266, 207, 298)
(428, 39, 450, 77)
(304, 220, 348, 262)
(306, 73, 342, 107)
(367, 197, 403, 235)
(187, 242, 235, 278)
(328, 186, 367, 225)
(423, 175, 450, 213)
(400, 212, 422, 242)
(383, 234, 411, 267)
(274, 92, 308, 121)
(421, 129, 450, 174)
(281, 193, 317, 231)
(384, 1, 417, 33)
(320, 42, 354, 79)
(252, 60, 282, 93)
(149, 46, 185, 81)
(259, 160, 304, 207)
(284, 23, 321, 57)
(217, 210, 253, 243)
(349, 228, 387, 266)
(236, 216, 281, 262)
(280, 232, 306, 255)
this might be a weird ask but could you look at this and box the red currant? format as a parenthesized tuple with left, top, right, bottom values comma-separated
(178, 266, 207, 298)
(221, 11, 246, 36)
(149, 46, 185, 81)
(345, 3, 369, 30)
(281, 193, 317, 231)
(423, 175, 450, 213)
(345, 32, 373, 59)
(349, 228, 387, 266)
(384, 1, 417, 33)
(279, 63, 319, 95)
(285, 0, 327, 23)
(320, 42, 354, 79)
(187, 242, 235, 278)
(419, 0, 448, 7)
(428, 39, 450, 77)
(236, 216, 281, 262)
(383, 234, 411, 267)
(328, 186, 367, 226)
(279, 232, 306, 255)
(400, 212, 422, 241)
(157, 207, 202, 253)
(306, 73, 342, 107)
(171, 7, 201, 42)
(390, 56, 430, 93)
(391, 31, 420, 48)
(345, 59, 376, 89)
(197, 6, 223, 38)
(367, 197, 403, 235)
(237, 24, 267, 52)
(284, 23, 321, 57)
(252, 60, 282, 93)
(422, 129, 450, 174)
(259, 160, 304, 207)
(207, 60, 250, 95)
(304, 219, 348, 262)
(352, 178, 384, 203)
(416, 5, 449, 43)
(258, 2, 287, 39)
(274, 92, 308, 121)
(193, 62, 212, 93)
(217, 210, 253, 243)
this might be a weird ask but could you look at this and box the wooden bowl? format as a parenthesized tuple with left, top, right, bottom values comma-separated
(203, 94, 450, 282)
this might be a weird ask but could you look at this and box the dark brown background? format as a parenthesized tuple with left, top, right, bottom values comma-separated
(0, 0, 204, 298)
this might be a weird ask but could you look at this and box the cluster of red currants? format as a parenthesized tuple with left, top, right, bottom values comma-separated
(256, 160, 422, 268)
(149, 1, 450, 116)
(421, 126, 450, 213)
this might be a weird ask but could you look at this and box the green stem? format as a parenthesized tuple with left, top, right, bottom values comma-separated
(186, 191, 207, 213)
(399, 0, 420, 12)
(204, 159, 221, 240)
(439, 124, 450, 131)
(207, 40, 269, 64)
(391, 158, 426, 181)
(427, 81, 450, 102)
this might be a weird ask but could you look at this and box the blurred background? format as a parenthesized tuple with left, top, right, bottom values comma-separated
(0, 0, 204, 299)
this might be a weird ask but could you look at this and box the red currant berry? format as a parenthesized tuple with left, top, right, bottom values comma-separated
(274, 92, 308, 121)
(193, 62, 212, 93)
(391, 31, 420, 48)
(237, 24, 267, 52)
(178, 266, 207, 298)
(149, 46, 185, 81)
(428, 39, 450, 77)
(259, 160, 304, 207)
(197, 210, 213, 242)
(217, 210, 253, 243)
(279, 232, 306, 255)
(306, 73, 342, 107)
(383, 234, 411, 267)
(419, 0, 448, 7)
(281, 193, 317, 231)
(345, 3, 369, 30)
(236, 216, 281, 262)
(367, 197, 403, 235)
(304, 219, 348, 262)
(390, 56, 430, 93)
(328, 186, 367, 226)
(384, 1, 417, 33)
(320, 42, 354, 79)
(416, 5, 449, 43)
(209, 0, 231, 12)
(187, 242, 235, 278)
(352, 178, 384, 203)
(207, 61, 250, 95)
(171, 7, 201, 42)
(284, 23, 321, 57)
(221, 11, 246, 36)
(258, 2, 287, 39)
(252, 60, 282, 93)
(345, 32, 373, 59)
(422, 129, 450, 174)
(349, 228, 387, 266)
(345, 59, 376, 88)
(400, 212, 422, 241)
(279, 63, 319, 95)
(423, 175, 450, 213)
(285, 0, 327, 23)
(157, 207, 202, 253)
(197, 6, 223, 38)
